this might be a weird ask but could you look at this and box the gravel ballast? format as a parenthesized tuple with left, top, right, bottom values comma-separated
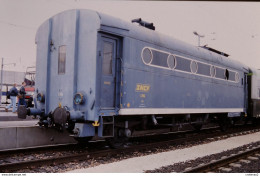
(145, 141, 260, 173)
(67, 131, 260, 173)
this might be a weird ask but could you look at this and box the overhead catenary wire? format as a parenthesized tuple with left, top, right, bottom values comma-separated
(0, 20, 37, 30)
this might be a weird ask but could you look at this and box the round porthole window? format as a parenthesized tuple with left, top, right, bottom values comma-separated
(210, 65, 216, 77)
(167, 55, 176, 69)
(190, 60, 198, 74)
(142, 48, 153, 64)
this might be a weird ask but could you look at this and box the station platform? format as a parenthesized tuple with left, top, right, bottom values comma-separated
(0, 117, 76, 151)
(0, 112, 36, 121)
(0, 105, 36, 121)
(0, 120, 38, 127)
(0, 104, 13, 112)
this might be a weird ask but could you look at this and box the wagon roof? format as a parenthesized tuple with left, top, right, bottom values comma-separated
(36, 9, 249, 72)
(97, 10, 249, 72)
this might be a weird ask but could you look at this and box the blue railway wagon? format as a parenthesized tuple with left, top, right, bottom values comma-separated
(19, 9, 251, 143)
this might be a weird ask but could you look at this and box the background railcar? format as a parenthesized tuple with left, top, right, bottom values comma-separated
(18, 9, 259, 144)
(248, 68, 260, 118)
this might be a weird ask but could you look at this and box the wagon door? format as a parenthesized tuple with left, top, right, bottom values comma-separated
(100, 37, 118, 109)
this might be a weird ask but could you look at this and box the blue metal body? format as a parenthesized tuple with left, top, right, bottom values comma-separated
(34, 9, 249, 138)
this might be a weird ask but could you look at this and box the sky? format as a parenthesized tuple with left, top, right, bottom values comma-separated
(0, 0, 259, 72)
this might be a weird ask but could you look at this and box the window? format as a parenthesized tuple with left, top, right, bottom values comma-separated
(167, 55, 176, 69)
(228, 71, 236, 81)
(58, 45, 66, 75)
(235, 73, 240, 82)
(215, 67, 226, 79)
(150, 50, 168, 68)
(142, 48, 153, 64)
(210, 66, 216, 77)
(140, 46, 240, 84)
(175, 56, 191, 72)
(102, 42, 113, 75)
(142, 48, 170, 68)
(190, 61, 198, 74)
(197, 62, 211, 76)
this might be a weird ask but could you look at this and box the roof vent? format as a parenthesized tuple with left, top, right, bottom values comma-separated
(201, 45, 229, 57)
(132, 18, 155, 30)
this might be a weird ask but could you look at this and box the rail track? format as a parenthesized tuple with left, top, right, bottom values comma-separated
(0, 143, 79, 157)
(1, 124, 260, 172)
(183, 144, 260, 173)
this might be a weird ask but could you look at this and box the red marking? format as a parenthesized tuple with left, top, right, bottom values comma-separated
(25, 87, 35, 92)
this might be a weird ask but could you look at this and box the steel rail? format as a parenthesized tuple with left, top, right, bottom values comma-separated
(0, 143, 78, 157)
(183, 145, 260, 173)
